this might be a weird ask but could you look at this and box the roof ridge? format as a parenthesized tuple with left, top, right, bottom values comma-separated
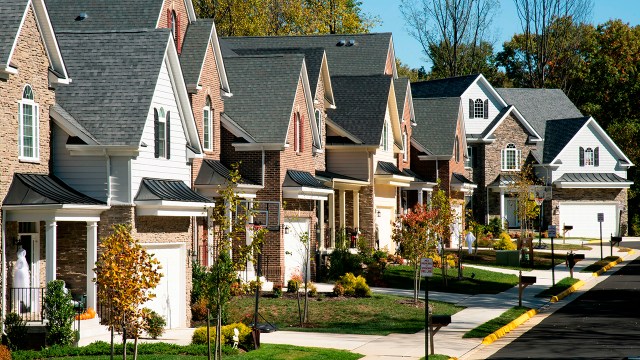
(221, 32, 392, 40)
(55, 28, 164, 34)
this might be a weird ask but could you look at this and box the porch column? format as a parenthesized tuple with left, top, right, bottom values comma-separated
(339, 190, 346, 230)
(207, 208, 213, 264)
(86, 221, 98, 310)
(328, 193, 335, 248)
(246, 200, 255, 280)
(353, 191, 360, 230)
(318, 199, 325, 250)
(45, 220, 57, 284)
(417, 190, 424, 206)
(499, 189, 505, 227)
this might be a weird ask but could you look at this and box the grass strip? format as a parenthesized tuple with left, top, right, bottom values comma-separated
(463, 306, 530, 339)
(535, 277, 580, 298)
(580, 256, 621, 273)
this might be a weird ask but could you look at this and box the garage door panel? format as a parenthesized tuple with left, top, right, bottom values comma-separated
(559, 203, 617, 238)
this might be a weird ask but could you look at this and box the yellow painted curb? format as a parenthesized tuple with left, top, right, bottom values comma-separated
(481, 309, 537, 345)
(592, 257, 622, 277)
(629, 249, 636, 255)
(550, 280, 585, 303)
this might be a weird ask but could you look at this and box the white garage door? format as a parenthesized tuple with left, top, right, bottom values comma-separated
(142, 243, 186, 329)
(284, 218, 310, 283)
(376, 208, 394, 253)
(559, 203, 619, 238)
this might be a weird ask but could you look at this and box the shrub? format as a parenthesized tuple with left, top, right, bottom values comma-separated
(306, 282, 317, 297)
(631, 214, 640, 236)
(44, 280, 76, 346)
(143, 309, 166, 339)
(191, 326, 225, 345)
(272, 284, 283, 298)
(191, 262, 208, 304)
(327, 247, 362, 280)
(191, 298, 208, 322)
(0, 345, 10, 360)
(493, 233, 517, 250)
(332, 284, 345, 296)
(221, 323, 252, 349)
(287, 275, 301, 293)
(333, 273, 371, 297)
(486, 217, 504, 237)
(5, 312, 27, 350)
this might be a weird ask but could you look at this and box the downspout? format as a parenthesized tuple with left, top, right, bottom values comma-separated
(261, 148, 265, 187)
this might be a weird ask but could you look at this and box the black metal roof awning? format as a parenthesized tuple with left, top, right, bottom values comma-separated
(374, 161, 414, 187)
(283, 170, 333, 200)
(3, 173, 106, 206)
(135, 178, 214, 216)
(194, 160, 262, 199)
(555, 172, 633, 189)
(451, 172, 477, 193)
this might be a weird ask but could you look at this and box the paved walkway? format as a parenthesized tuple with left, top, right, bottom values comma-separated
(78, 237, 640, 359)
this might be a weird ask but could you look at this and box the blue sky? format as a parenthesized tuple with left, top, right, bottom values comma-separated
(361, 0, 640, 69)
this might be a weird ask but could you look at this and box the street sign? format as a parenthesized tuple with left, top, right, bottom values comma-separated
(548, 225, 557, 238)
(597, 213, 604, 222)
(420, 258, 434, 277)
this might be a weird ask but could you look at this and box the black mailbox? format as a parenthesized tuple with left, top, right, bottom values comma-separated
(431, 315, 451, 326)
(611, 236, 622, 246)
(563, 225, 573, 231)
(521, 276, 536, 285)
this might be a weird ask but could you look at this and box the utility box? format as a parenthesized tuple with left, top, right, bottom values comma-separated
(496, 250, 520, 266)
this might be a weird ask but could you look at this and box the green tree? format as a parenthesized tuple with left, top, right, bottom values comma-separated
(396, 58, 428, 83)
(507, 165, 541, 247)
(94, 225, 162, 359)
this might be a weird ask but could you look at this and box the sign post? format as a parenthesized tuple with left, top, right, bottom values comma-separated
(548, 225, 557, 285)
(597, 213, 604, 260)
(420, 258, 433, 358)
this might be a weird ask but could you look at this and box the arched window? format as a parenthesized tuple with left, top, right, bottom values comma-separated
(579, 146, 599, 167)
(203, 96, 212, 150)
(294, 112, 303, 153)
(474, 99, 484, 119)
(402, 130, 408, 162)
(469, 98, 489, 119)
(170, 11, 177, 40)
(19, 85, 39, 160)
(584, 147, 594, 166)
(454, 135, 460, 163)
(154, 107, 170, 159)
(315, 109, 322, 145)
(381, 120, 389, 151)
(167, 9, 181, 53)
(501, 143, 521, 171)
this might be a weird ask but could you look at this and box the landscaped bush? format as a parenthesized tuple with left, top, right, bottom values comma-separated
(43, 280, 76, 346)
(272, 284, 283, 298)
(4, 312, 27, 350)
(493, 233, 517, 250)
(192, 326, 225, 345)
(221, 322, 252, 349)
(327, 247, 363, 280)
(143, 309, 166, 339)
(486, 217, 504, 237)
(0, 345, 10, 360)
(306, 282, 317, 297)
(287, 274, 301, 293)
(191, 298, 208, 322)
(191, 262, 207, 304)
(333, 273, 371, 297)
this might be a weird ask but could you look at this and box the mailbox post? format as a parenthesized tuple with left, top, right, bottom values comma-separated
(420, 258, 433, 358)
(598, 213, 604, 260)
(429, 315, 451, 355)
(518, 271, 536, 307)
(548, 225, 557, 285)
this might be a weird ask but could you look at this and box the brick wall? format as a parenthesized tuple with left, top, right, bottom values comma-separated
(313, 72, 326, 171)
(159, 0, 189, 54)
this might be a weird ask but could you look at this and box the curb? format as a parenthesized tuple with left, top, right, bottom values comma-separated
(481, 309, 537, 345)
(550, 280, 585, 303)
(592, 257, 623, 277)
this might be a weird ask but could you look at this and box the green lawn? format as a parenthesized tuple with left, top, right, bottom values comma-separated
(535, 277, 580, 298)
(227, 293, 464, 335)
(463, 306, 530, 338)
(581, 256, 621, 272)
(383, 265, 518, 295)
(457, 249, 569, 271)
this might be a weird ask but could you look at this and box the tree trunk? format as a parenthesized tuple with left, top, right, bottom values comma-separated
(134, 336, 138, 360)
(413, 264, 420, 304)
(207, 309, 211, 360)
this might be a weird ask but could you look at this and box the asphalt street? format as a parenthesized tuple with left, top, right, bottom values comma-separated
(488, 253, 640, 359)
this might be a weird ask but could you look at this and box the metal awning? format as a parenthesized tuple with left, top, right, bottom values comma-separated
(316, 170, 368, 190)
(374, 161, 413, 187)
(554, 173, 633, 189)
(402, 168, 436, 191)
(451, 172, 477, 193)
(135, 178, 214, 216)
(283, 170, 333, 200)
(194, 159, 262, 198)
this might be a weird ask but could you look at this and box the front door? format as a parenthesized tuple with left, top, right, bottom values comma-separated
(505, 198, 520, 228)
(283, 218, 310, 283)
(16, 222, 40, 314)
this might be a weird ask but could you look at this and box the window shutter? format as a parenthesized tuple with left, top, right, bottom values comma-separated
(35, 104, 40, 158)
(166, 8, 171, 28)
(18, 103, 23, 157)
(516, 149, 521, 169)
(300, 115, 304, 152)
(166, 111, 171, 159)
(579, 146, 584, 166)
(594, 147, 599, 167)
(175, 15, 181, 54)
(468, 99, 474, 118)
(484, 99, 489, 119)
(501, 149, 505, 170)
(154, 108, 159, 158)
(293, 115, 298, 152)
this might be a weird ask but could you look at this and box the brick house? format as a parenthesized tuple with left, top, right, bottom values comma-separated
(218, 52, 330, 284)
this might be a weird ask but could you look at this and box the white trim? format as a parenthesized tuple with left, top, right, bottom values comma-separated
(283, 187, 333, 201)
(3, 205, 108, 222)
(374, 174, 414, 187)
(50, 106, 98, 145)
(482, 106, 542, 142)
(300, 60, 321, 150)
(220, 113, 255, 143)
(18, 86, 40, 162)
(554, 181, 633, 189)
(202, 99, 212, 151)
(135, 200, 214, 217)
(325, 119, 363, 144)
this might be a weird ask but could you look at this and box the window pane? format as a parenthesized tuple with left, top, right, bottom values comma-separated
(506, 149, 515, 169)
(203, 109, 210, 149)
(22, 104, 34, 157)
(158, 122, 166, 157)
(474, 99, 483, 118)
(23, 86, 33, 100)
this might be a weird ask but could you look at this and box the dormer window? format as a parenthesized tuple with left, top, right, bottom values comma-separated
(501, 143, 520, 171)
(381, 120, 389, 151)
(154, 107, 170, 159)
(469, 98, 489, 119)
(203, 96, 212, 150)
(580, 146, 599, 167)
(19, 85, 39, 161)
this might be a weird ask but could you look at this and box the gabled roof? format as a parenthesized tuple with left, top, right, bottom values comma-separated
(496, 88, 583, 138)
(3, 173, 105, 205)
(1, 0, 69, 81)
(54, 29, 170, 146)
(222, 54, 311, 145)
(411, 74, 480, 98)
(221, 33, 394, 77)
(326, 75, 393, 146)
(543, 117, 590, 164)
(136, 178, 211, 202)
(46, 0, 196, 32)
(394, 77, 414, 123)
(180, 18, 231, 94)
(411, 97, 461, 156)
(480, 105, 542, 141)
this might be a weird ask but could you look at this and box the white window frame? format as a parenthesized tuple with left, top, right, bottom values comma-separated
(18, 85, 39, 162)
(294, 112, 301, 153)
(382, 120, 389, 152)
(171, 11, 177, 40)
(158, 107, 167, 158)
(584, 147, 594, 166)
(501, 143, 521, 171)
(465, 145, 474, 168)
(474, 99, 484, 119)
(402, 130, 408, 162)
(315, 109, 322, 145)
(203, 97, 212, 151)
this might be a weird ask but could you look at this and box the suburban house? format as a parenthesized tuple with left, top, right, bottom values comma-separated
(497, 88, 634, 237)
(409, 97, 475, 246)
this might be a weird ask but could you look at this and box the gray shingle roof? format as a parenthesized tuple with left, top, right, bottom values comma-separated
(326, 75, 392, 146)
(543, 117, 590, 163)
(411, 74, 479, 98)
(222, 54, 304, 144)
(136, 178, 211, 202)
(3, 173, 105, 205)
(46, 0, 163, 32)
(496, 88, 583, 138)
(0, 0, 29, 66)
(556, 173, 630, 183)
(229, 47, 325, 97)
(54, 29, 169, 146)
(180, 19, 214, 88)
(411, 97, 461, 156)
(221, 33, 392, 77)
